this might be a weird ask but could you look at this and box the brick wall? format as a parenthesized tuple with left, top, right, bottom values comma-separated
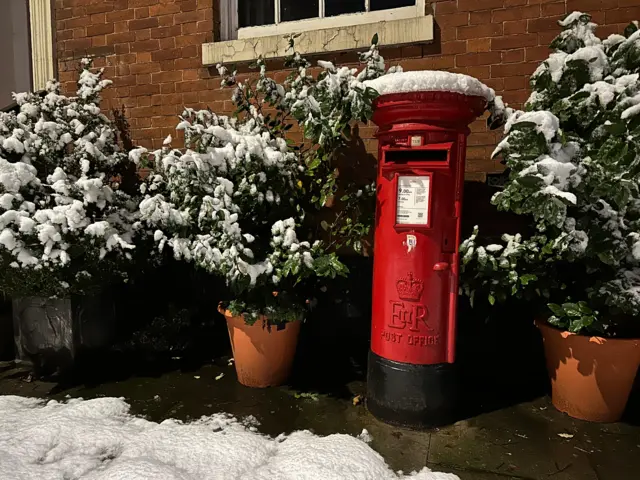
(55, 0, 639, 181)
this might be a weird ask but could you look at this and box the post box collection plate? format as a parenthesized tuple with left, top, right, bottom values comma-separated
(396, 176, 430, 226)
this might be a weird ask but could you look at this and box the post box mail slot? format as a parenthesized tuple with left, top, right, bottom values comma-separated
(385, 149, 449, 163)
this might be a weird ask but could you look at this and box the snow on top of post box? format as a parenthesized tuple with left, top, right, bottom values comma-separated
(364, 71, 495, 101)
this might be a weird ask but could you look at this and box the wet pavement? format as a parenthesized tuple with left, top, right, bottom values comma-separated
(1, 359, 639, 480)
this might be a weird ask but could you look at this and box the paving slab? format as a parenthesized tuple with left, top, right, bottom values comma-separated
(0, 363, 639, 480)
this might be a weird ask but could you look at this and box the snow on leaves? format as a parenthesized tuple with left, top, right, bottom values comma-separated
(0, 60, 138, 297)
(461, 13, 640, 336)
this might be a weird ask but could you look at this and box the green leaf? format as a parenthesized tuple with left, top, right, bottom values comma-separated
(488, 294, 496, 306)
(577, 301, 592, 314)
(624, 22, 639, 38)
(520, 274, 538, 286)
(548, 303, 565, 317)
(320, 220, 329, 231)
(371, 33, 379, 45)
(562, 302, 581, 317)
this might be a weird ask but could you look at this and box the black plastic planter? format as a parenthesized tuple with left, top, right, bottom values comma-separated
(12, 293, 115, 376)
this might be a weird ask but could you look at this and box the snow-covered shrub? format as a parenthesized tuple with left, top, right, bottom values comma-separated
(0, 60, 140, 298)
(134, 37, 396, 324)
(461, 13, 640, 337)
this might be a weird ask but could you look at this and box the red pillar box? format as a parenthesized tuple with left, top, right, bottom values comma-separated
(364, 72, 489, 428)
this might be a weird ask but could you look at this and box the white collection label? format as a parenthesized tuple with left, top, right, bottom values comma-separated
(410, 136, 422, 147)
(396, 176, 430, 225)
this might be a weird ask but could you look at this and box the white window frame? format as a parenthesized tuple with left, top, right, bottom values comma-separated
(29, 0, 55, 92)
(221, 0, 427, 41)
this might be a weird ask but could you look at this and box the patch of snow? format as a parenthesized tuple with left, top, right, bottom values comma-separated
(364, 71, 494, 101)
(0, 396, 458, 480)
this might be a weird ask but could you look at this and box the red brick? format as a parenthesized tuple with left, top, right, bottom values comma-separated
(504, 20, 527, 35)
(65, 38, 92, 51)
(130, 39, 160, 52)
(151, 71, 183, 83)
(504, 76, 528, 91)
(619, 0, 640, 6)
(606, 8, 640, 24)
(467, 38, 491, 52)
(107, 32, 136, 44)
(504, 89, 531, 104)
(135, 30, 152, 41)
(491, 62, 537, 78)
(92, 35, 108, 47)
(90, 13, 106, 24)
(174, 57, 201, 69)
(115, 44, 130, 54)
(136, 74, 152, 85)
(129, 62, 162, 74)
(456, 51, 503, 67)
(73, 28, 86, 39)
(435, 1, 458, 14)
(528, 16, 564, 33)
(176, 34, 205, 47)
(150, 48, 181, 61)
(134, 7, 149, 18)
(86, 3, 113, 15)
(151, 26, 182, 38)
(129, 0, 160, 6)
(159, 60, 175, 70)
(457, 24, 503, 40)
(159, 37, 176, 49)
(58, 30, 73, 41)
(130, 17, 158, 30)
(175, 80, 206, 92)
(149, 3, 180, 15)
(464, 172, 488, 182)
(484, 78, 505, 91)
(541, 2, 566, 16)
(197, 21, 212, 34)
(65, 16, 88, 28)
(152, 93, 182, 105)
(158, 14, 175, 26)
(504, 0, 527, 5)
(106, 9, 135, 22)
(181, 45, 198, 57)
(465, 65, 492, 79)
(182, 91, 199, 104)
(57, 8, 74, 20)
(468, 131, 499, 146)
(114, 21, 129, 33)
(503, 49, 524, 63)
(442, 41, 467, 55)
(470, 11, 492, 25)
(181, 0, 197, 12)
(181, 22, 198, 34)
(174, 11, 199, 24)
(491, 34, 538, 50)
(526, 45, 551, 62)
(116, 75, 137, 87)
(458, 0, 504, 12)
(437, 13, 469, 27)
(160, 83, 175, 93)
(197, 8, 213, 21)
(183, 69, 200, 80)
(539, 31, 560, 46)
(567, 0, 613, 10)
(492, 5, 540, 22)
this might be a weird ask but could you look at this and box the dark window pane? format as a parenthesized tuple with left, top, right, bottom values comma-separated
(281, 0, 319, 22)
(0, 0, 31, 109)
(238, 0, 275, 28)
(326, 0, 364, 17)
(370, 0, 415, 11)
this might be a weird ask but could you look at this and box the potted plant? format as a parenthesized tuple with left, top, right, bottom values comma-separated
(134, 38, 393, 387)
(460, 12, 640, 422)
(0, 60, 140, 376)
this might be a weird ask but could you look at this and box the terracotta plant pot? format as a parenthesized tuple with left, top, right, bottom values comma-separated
(536, 320, 640, 422)
(219, 307, 301, 388)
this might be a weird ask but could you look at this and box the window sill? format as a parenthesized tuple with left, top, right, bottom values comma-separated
(202, 15, 433, 66)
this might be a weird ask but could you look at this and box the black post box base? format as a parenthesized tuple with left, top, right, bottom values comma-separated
(366, 351, 457, 429)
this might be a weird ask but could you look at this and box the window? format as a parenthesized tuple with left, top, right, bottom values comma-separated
(0, 0, 55, 111)
(221, 0, 425, 41)
(207, 0, 432, 65)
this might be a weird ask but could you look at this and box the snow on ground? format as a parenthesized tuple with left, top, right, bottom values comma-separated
(364, 71, 495, 101)
(0, 396, 459, 480)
